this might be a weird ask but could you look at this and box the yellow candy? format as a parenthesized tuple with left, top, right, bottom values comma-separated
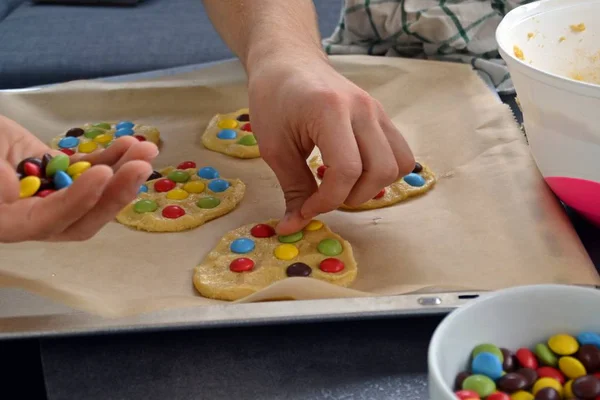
(78, 141, 98, 153)
(274, 244, 299, 261)
(19, 176, 41, 198)
(183, 180, 205, 194)
(532, 377, 563, 396)
(217, 119, 238, 129)
(72, 173, 82, 180)
(510, 391, 534, 400)
(305, 220, 324, 231)
(166, 189, 189, 200)
(559, 356, 587, 379)
(66, 161, 91, 177)
(548, 334, 579, 355)
(564, 379, 574, 399)
(94, 134, 114, 145)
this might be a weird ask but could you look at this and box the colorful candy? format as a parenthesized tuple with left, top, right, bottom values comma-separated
(116, 121, 135, 130)
(251, 224, 276, 238)
(23, 161, 41, 177)
(274, 244, 298, 260)
(317, 165, 327, 179)
(317, 238, 343, 257)
(78, 141, 98, 153)
(53, 171, 73, 190)
(229, 258, 254, 273)
(197, 166, 219, 179)
(19, 176, 41, 198)
(472, 353, 504, 381)
(217, 119, 238, 129)
(58, 136, 79, 149)
(166, 188, 189, 200)
(177, 161, 197, 170)
(147, 170, 162, 181)
(208, 179, 230, 192)
(197, 197, 221, 209)
(535, 344, 558, 367)
(286, 262, 312, 277)
(278, 231, 303, 243)
(182, 180, 205, 194)
(230, 238, 255, 254)
(462, 375, 496, 398)
(45, 153, 69, 177)
(319, 258, 345, 273)
(374, 188, 386, 199)
(115, 127, 134, 137)
(548, 334, 579, 355)
(162, 205, 185, 219)
(92, 122, 111, 130)
(413, 162, 423, 173)
(67, 161, 91, 177)
(241, 123, 252, 132)
(237, 113, 250, 122)
(94, 134, 113, 145)
(237, 134, 257, 146)
(217, 129, 237, 140)
(154, 179, 176, 192)
(84, 128, 104, 139)
(403, 173, 426, 187)
(134, 199, 158, 213)
(305, 220, 323, 231)
(66, 127, 84, 137)
(167, 170, 190, 183)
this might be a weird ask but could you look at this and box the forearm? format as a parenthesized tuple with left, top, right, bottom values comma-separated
(202, 0, 327, 74)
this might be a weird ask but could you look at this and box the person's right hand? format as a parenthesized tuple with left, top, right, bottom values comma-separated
(0, 116, 158, 243)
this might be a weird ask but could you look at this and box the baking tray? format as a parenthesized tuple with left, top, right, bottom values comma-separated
(0, 61, 597, 340)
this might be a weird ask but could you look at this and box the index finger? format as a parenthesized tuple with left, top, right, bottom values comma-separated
(300, 114, 362, 219)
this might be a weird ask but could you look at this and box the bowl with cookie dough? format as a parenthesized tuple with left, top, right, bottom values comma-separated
(427, 284, 600, 400)
(496, 0, 600, 227)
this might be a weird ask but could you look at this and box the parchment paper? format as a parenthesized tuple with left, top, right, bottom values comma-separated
(0, 55, 597, 318)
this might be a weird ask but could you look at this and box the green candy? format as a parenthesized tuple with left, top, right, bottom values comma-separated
(462, 375, 496, 398)
(93, 122, 111, 130)
(534, 343, 558, 366)
(237, 134, 257, 146)
(84, 128, 105, 139)
(278, 231, 303, 243)
(45, 153, 70, 177)
(471, 343, 504, 363)
(317, 239, 343, 256)
(134, 199, 158, 213)
(197, 197, 221, 209)
(168, 170, 190, 183)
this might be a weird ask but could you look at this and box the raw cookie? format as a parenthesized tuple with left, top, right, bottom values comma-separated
(201, 108, 259, 159)
(193, 219, 357, 301)
(50, 120, 160, 155)
(308, 152, 436, 211)
(116, 161, 245, 232)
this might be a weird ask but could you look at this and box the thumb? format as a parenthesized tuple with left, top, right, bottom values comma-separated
(0, 158, 19, 203)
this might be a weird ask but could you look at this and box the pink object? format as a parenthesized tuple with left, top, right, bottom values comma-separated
(545, 176, 600, 227)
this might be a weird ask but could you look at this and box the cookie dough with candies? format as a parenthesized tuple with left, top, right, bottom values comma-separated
(193, 219, 358, 301)
(201, 108, 259, 159)
(116, 161, 245, 232)
(307, 151, 436, 211)
(49, 120, 161, 155)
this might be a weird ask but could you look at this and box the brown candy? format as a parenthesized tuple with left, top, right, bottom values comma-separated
(286, 263, 312, 277)
(577, 345, 600, 373)
(236, 113, 250, 122)
(66, 128, 84, 137)
(39, 177, 53, 191)
(572, 375, 600, 399)
(147, 170, 162, 181)
(517, 368, 538, 389)
(501, 348, 517, 372)
(535, 387, 561, 400)
(16, 157, 41, 175)
(412, 162, 423, 173)
(497, 372, 528, 393)
(41, 153, 53, 174)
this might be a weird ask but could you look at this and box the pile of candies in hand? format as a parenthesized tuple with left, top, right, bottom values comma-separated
(455, 332, 600, 400)
(16, 153, 91, 198)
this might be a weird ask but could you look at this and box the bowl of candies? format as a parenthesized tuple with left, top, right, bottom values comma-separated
(428, 284, 600, 400)
(496, 0, 600, 227)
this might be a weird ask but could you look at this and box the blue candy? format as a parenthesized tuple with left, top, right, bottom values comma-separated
(115, 127, 134, 138)
(208, 179, 230, 193)
(116, 121, 135, 130)
(577, 332, 600, 349)
(230, 238, 255, 254)
(58, 136, 79, 149)
(471, 352, 503, 380)
(217, 129, 237, 140)
(404, 173, 426, 187)
(198, 167, 219, 180)
(138, 185, 148, 194)
(54, 171, 73, 190)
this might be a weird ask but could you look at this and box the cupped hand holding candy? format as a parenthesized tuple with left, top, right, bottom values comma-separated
(0, 116, 158, 243)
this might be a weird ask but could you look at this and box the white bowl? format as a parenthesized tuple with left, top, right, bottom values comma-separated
(496, 0, 600, 226)
(427, 284, 600, 399)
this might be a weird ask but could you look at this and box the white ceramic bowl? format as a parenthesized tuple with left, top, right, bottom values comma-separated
(496, 0, 600, 227)
(427, 284, 600, 399)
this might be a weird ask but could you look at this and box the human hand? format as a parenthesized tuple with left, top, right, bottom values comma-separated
(0, 116, 158, 242)
(247, 57, 416, 235)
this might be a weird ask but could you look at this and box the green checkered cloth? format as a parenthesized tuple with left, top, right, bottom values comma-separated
(323, 0, 537, 94)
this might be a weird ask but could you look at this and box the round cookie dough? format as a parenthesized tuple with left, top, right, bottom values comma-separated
(193, 219, 358, 301)
(308, 152, 436, 211)
(50, 121, 161, 154)
(201, 108, 260, 159)
(116, 163, 245, 232)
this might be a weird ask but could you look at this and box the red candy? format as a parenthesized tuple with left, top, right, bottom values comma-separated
(317, 165, 328, 179)
(162, 205, 185, 219)
(455, 390, 480, 400)
(516, 348, 539, 370)
(374, 188, 385, 199)
(229, 258, 255, 272)
(177, 161, 197, 169)
(59, 148, 75, 156)
(154, 178, 176, 192)
(537, 366, 565, 384)
(134, 135, 146, 142)
(486, 393, 509, 400)
(319, 258, 345, 273)
(241, 123, 252, 132)
(23, 162, 41, 177)
(250, 224, 276, 238)
(37, 189, 56, 198)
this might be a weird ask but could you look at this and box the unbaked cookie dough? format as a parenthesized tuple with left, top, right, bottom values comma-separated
(50, 121, 160, 155)
(193, 219, 357, 301)
(116, 161, 245, 232)
(201, 108, 260, 159)
(308, 152, 436, 211)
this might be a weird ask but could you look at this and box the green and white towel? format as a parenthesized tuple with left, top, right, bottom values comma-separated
(322, 0, 537, 94)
